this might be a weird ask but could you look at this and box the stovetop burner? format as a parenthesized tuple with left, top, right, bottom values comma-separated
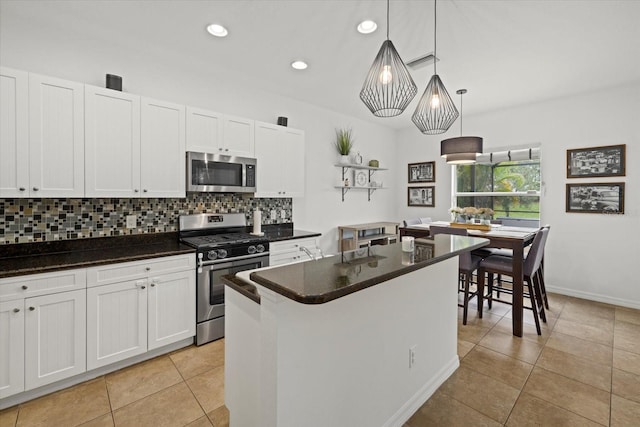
(181, 232, 268, 249)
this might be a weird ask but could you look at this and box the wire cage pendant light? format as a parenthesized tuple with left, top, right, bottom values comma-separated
(412, 0, 458, 134)
(441, 88, 483, 164)
(360, 0, 417, 117)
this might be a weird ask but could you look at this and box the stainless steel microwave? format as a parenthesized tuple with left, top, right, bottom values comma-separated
(186, 151, 257, 193)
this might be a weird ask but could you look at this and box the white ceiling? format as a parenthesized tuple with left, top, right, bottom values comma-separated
(2, 0, 640, 130)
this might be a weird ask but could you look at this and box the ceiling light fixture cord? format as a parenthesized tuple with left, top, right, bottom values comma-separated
(387, 0, 390, 40)
(433, 0, 437, 75)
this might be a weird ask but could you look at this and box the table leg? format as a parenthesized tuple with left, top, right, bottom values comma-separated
(512, 244, 524, 337)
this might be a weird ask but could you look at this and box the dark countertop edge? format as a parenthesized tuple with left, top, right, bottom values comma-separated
(222, 274, 261, 304)
(248, 237, 490, 305)
(0, 246, 195, 279)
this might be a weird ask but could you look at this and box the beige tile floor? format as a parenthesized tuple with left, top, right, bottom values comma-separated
(1, 293, 639, 426)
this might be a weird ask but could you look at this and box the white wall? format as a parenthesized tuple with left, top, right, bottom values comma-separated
(397, 83, 640, 309)
(0, 33, 397, 256)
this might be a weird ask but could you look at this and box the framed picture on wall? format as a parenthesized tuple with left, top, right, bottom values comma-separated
(408, 161, 435, 183)
(566, 144, 626, 178)
(566, 182, 624, 214)
(408, 186, 435, 207)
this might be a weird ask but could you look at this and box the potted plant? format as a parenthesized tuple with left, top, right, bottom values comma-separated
(334, 128, 354, 164)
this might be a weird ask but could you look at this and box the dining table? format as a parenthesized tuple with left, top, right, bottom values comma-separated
(400, 222, 538, 337)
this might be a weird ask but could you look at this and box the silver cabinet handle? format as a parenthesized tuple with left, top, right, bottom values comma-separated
(22, 285, 28, 290)
(225, 148, 229, 151)
(219, 148, 223, 151)
(32, 187, 39, 191)
(19, 187, 25, 191)
(134, 189, 139, 193)
(13, 308, 20, 313)
(150, 283, 156, 287)
(145, 267, 151, 271)
(140, 285, 146, 290)
(29, 306, 35, 311)
(143, 189, 148, 193)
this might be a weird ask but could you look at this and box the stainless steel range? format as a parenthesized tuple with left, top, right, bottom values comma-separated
(179, 213, 269, 345)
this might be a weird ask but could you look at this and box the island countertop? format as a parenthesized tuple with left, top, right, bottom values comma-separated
(245, 234, 488, 304)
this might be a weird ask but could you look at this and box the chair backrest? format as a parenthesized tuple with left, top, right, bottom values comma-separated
(429, 226, 473, 271)
(419, 217, 432, 224)
(498, 217, 540, 228)
(402, 218, 422, 227)
(523, 227, 549, 277)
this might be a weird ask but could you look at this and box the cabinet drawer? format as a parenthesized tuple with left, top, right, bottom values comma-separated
(269, 252, 307, 266)
(270, 238, 318, 256)
(87, 254, 195, 287)
(0, 269, 86, 302)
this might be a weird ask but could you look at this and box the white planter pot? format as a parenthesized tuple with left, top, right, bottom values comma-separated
(339, 155, 350, 164)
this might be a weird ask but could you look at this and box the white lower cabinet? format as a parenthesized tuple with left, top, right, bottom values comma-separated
(86, 255, 195, 369)
(269, 237, 320, 266)
(24, 289, 86, 390)
(0, 299, 25, 399)
(87, 280, 147, 370)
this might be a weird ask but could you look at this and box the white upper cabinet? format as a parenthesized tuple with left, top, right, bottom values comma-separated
(0, 67, 29, 198)
(85, 85, 141, 197)
(1, 68, 84, 198)
(186, 107, 223, 153)
(186, 108, 254, 157)
(254, 121, 305, 198)
(141, 97, 186, 197)
(29, 73, 85, 197)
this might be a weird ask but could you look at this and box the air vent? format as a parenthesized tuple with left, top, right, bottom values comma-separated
(405, 52, 438, 70)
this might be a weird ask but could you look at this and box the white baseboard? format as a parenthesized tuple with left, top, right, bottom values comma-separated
(0, 337, 193, 410)
(383, 356, 460, 427)
(547, 286, 640, 310)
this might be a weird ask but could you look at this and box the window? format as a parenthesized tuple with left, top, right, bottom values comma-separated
(454, 152, 541, 219)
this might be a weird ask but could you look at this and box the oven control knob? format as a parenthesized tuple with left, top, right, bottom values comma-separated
(207, 250, 218, 260)
(256, 244, 265, 253)
(217, 249, 228, 259)
(247, 245, 256, 254)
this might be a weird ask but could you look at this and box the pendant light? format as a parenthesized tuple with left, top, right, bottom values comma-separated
(360, 0, 417, 117)
(412, 0, 458, 134)
(440, 89, 483, 164)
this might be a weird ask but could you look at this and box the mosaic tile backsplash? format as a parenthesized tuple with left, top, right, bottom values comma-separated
(0, 194, 292, 244)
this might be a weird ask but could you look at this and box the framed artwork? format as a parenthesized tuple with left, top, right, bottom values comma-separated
(566, 182, 624, 214)
(408, 161, 435, 183)
(566, 144, 625, 178)
(408, 186, 435, 207)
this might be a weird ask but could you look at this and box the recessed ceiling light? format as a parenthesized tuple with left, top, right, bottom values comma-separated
(291, 61, 308, 70)
(357, 20, 377, 34)
(206, 24, 228, 37)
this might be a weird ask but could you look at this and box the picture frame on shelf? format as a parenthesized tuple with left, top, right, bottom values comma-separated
(565, 182, 624, 214)
(408, 161, 435, 183)
(407, 186, 435, 207)
(414, 241, 434, 261)
(566, 144, 625, 178)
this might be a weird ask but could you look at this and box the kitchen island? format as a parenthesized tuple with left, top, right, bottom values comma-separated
(223, 235, 488, 427)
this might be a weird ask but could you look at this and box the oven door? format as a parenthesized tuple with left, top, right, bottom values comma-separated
(197, 254, 269, 323)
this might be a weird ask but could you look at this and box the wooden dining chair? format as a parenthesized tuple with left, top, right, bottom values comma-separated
(477, 227, 549, 335)
(429, 225, 483, 325)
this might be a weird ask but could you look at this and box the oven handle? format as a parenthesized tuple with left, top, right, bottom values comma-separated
(199, 252, 270, 269)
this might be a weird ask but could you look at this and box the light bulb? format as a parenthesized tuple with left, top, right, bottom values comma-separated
(379, 65, 393, 84)
(430, 94, 440, 109)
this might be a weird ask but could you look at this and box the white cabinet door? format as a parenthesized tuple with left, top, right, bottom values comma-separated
(223, 115, 254, 157)
(24, 289, 86, 389)
(254, 122, 283, 197)
(141, 98, 186, 197)
(186, 107, 223, 153)
(87, 280, 147, 370)
(281, 128, 305, 197)
(0, 67, 29, 198)
(0, 299, 25, 399)
(85, 85, 141, 197)
(29, 73, 84, 197)
(255, 122, 305, 198)
(148, 270, 195, 351)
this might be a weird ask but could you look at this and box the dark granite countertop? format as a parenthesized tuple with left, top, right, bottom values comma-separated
(261, 223, 321, 242)
(240, 235, 489, 304)
(0, 232, 194, 279)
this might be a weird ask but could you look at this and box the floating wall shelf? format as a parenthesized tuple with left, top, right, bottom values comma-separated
(334, 164, 388, 202)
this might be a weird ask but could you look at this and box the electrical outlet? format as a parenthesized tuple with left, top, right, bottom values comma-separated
(126, 215, 137, 229)
(280, 209, 287, 219)
(409, 346, 416, 368)
(270, 209, 277, 219)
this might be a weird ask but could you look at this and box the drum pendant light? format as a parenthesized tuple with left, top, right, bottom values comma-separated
(440, 89, 483, 165)
(412, 0, 458, 134)
(360, 0, 417, 117)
